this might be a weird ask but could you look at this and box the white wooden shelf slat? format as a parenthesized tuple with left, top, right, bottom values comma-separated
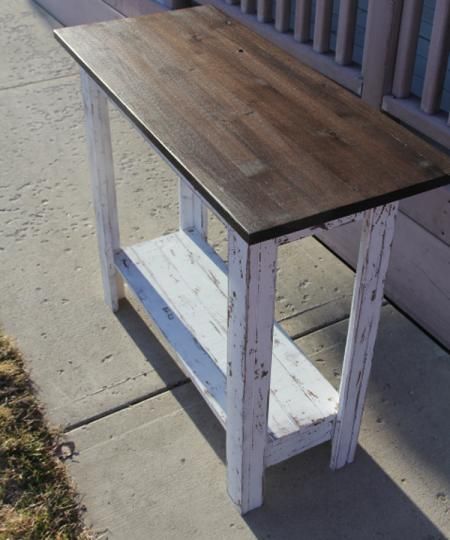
(114, 230, 338, 466)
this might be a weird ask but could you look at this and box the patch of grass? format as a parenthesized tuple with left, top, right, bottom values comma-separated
(0, 333, 90, 539)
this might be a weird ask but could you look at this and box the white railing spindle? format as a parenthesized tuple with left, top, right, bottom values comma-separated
(294, 0, 312, 42)
(335, 0, 357, 65)
(313, 0, 333, 53)
(392, 0, 423, 98)
(362, 0, 403, 106)
(421, 0, 450, 114)
(275, 0, 291, 32)
(257, 0, 273, 22)
(241, 0, 256, 14)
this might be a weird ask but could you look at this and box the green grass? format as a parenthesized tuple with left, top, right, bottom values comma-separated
(0, 333, 90, 539)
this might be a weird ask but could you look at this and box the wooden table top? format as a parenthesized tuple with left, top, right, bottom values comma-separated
(55, 5, 450, 243)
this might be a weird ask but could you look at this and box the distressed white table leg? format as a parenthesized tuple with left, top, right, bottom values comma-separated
(179, 177, 208, 240)
(226, 231, 277, 514)
(330, 202, 398, 470)
(81, 69, 124, 311)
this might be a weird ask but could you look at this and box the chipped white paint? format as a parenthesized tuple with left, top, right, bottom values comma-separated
(265, 420, 333, 465)
(226, 232, 277, 514)
(113, 229, 338, 509)
(81, 58, 400, 511)
(330, 202, 398, 470)
(275, 211, 364, 246)
(81, 69, 124, 312)
(178, 177, 208, 240)
(108, 188, 395, 507)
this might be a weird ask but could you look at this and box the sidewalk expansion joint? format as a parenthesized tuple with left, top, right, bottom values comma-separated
(0, 73, 78, 93)
(285, 299, 388, 341)
(63, 378, 190, 433)
(289, 313, 351, 341)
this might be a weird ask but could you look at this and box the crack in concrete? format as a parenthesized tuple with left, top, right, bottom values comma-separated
(0, 72, 78, 93)
(277, 295, 352, 324)
(63, 379, 190, 433)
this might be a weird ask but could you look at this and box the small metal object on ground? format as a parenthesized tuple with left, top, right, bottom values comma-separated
(54, 5, 450, 514)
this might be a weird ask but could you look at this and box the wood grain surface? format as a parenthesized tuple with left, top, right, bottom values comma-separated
(55, 5, 450, 243)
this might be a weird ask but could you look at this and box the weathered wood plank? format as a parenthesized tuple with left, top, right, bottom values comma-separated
(294, 0, 312, 43)
(226, 233, 277, 513)
(55, 6, 450, 244)
(115, 247, 228, 426)
(265, 420, 333, 465)
(313, 0, 333, 53)
(184, 0, 363, 93)
(115, 230, 338, 451)
(335, 0, 357, 65)
(81, 70, 124, 311)
(421, 0, 450, 114)
(392, 0, 423, 98)
(331, 203, 398, 469)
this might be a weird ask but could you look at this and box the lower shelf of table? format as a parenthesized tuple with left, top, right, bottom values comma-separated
(114, 230, 339, 466)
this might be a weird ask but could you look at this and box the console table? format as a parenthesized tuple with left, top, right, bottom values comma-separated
(55, 5, 450, 514)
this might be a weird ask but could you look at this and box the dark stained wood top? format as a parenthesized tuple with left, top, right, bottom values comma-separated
(55, 5, 450, 243)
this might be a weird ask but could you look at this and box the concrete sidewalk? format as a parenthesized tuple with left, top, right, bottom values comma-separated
(1, 1, 449, 538)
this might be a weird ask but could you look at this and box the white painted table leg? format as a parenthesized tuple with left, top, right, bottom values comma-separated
(81, 69, 124, 312)
(179, 177, 208, 240)
(330, 202, 398, 470)
(226, 231, 277, 514)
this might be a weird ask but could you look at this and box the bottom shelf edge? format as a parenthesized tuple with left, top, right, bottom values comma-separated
(265, 416, 335, 467)
(114, 233, 339, 468)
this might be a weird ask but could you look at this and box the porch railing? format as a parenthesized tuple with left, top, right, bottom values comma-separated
(383, 0, 450, 150)
(197, 0, 365, 94)
(197, 0, 450, 149)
